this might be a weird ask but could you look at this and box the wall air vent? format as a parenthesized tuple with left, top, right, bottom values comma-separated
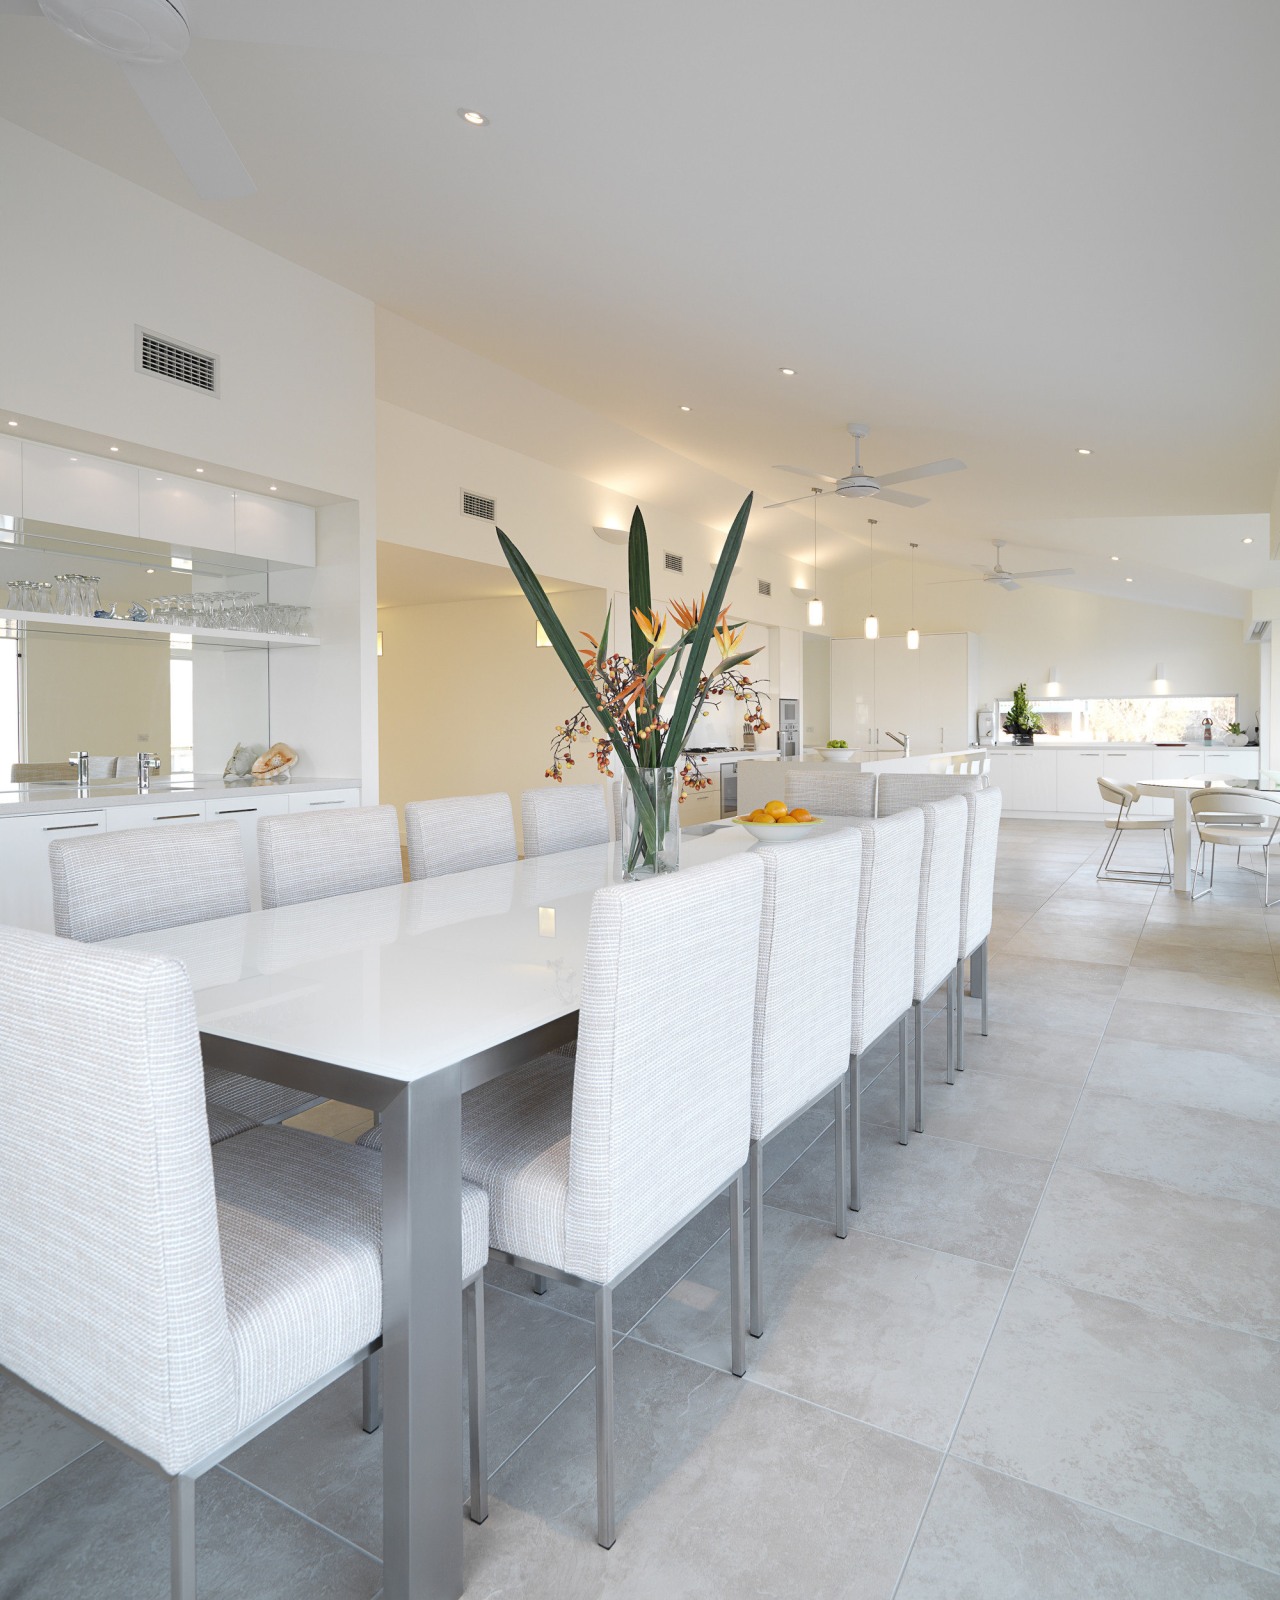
(758, 578, 772, 597)
(1248, 619, 1271, 643)
(461, 490, 496, 522)
(663, 551, 684, 574)
(135, 327, 218, 394)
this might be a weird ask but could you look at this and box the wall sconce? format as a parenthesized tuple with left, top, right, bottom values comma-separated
(538, 906, 556, 937)
(1045, 666, 1061, 696)
(790, 585, 814, 600)
(592, 525, 628, 546)
(536, 622, 552, 648)
(1153, 662, 1168, 693)
(376, 630, 384, 658)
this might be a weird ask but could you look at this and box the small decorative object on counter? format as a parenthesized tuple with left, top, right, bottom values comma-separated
(823, 739, 853, 763)
(127, 603, 150, 623)
(1225, 722, 1249, 747)
(224, 742, 267, 780)
(1002, 684, 1044, 746)
(1202, 717, 1214, 745)
(250, 742, 298, 781)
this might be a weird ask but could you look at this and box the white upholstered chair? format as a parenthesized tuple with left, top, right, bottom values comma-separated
(906, 798, 968, 1133)
(784, 769, 876, 819)
(0, 926, 491, 1598)
(846, 809, 924, 1210)
(258, 804, 402, 909)
(876, 772, 983, 815)
(48, 821, 316, 1132)
(1190, 789, 1280, 906)
(520, 784, 611, 856)
(404, 792, 518, 879)
(454, 852, 765, 1547)
(1096, 777, 1173, 883)
(747, 830, 860, 1337)
(954, 788, 1003, 1076)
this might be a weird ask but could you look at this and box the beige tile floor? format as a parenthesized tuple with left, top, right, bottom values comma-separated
(3, 819, 1279, 1598)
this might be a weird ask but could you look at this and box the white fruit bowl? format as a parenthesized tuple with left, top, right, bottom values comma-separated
(821, 748, 854, 762)
(733, 817, 823, 843)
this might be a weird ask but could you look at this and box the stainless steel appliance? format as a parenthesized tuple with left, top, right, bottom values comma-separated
(720, 761, 738, 818)
(778, 697, 800, 759)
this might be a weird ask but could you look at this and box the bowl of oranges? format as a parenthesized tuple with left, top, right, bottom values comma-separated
(733, 799, 822, 841)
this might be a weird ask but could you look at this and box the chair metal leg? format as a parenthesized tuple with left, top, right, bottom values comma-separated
(912, 1000, 924, 1135)
(748, 1140, 765, 1338)
(955, 958, 966, 1072)
(945, 969, 955, 1085)
(979, 939, 989, 1037)
(170, 1474, 196, 1600)
(594, 1284, 615, 1550)
(532, 1274, 549, 1295)
(1190, 840, 1213, 900)
(848, 1054, 862, 1211)
(1096, 825, 1122, 880)
(728, 1173, 747, 1376)
(833, 1078, 848, 1239)
(361, 1351, 382, 1434)
(466, 1279, 488, 1525)
(897, 1012, 909, 1146)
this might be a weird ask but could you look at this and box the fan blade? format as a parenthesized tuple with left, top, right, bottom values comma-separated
(924, 577, 985, 585)
(1005, 567, 1075, 580)
(763, 492, 832, 510)
(876, 458, 966, 488)
(874, 488, 928, 509)
(995, 578, 1020, 591)
(772, 465, 839, 483)
(120, 59, 254, 200)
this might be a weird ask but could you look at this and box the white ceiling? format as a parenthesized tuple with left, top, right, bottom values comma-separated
(4, 0, 1280, 612)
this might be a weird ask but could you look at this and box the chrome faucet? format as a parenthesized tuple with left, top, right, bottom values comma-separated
(69, 751, 90, 787)
(137, 752, 161, 793)
(885, 730, 910, 757)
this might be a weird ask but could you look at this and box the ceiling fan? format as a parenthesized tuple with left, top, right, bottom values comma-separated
(930, 539, 1075, 592)
(765, 423, 966, 511)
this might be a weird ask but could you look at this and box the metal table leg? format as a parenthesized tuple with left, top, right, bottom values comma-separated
(381, 1068, 465, 1600)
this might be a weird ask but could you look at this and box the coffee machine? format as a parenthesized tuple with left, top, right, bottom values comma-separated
(778, 697, 801, 758)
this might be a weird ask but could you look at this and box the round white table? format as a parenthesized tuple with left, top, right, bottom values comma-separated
(1134, 776, 1214, 895)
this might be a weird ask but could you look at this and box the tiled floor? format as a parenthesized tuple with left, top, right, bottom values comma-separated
(3, 819, 1280, 1597)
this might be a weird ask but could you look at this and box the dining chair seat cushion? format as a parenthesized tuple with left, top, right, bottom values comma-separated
(1196, 824, 1276, 849)
(206, 1101, 260, 1144)
(351, 1124, 493, 1281)
(1108, 815, 1173, 832)
(203, 1067, 319, 1126)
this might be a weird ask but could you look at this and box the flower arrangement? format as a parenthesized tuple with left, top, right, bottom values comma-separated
(498, 493, 769, 875)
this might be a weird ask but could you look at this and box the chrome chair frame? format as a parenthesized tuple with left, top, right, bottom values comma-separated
(1096, 779, 1173, 885)
(1190, 790, 1280, 907)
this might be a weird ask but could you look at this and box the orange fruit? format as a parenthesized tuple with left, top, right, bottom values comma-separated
(764, 800, 788, 817)
(789, 807, 813, 822)
(774, 814, 798, 825)
(752, 812, 776, 825)
(748, 809, 770, 822)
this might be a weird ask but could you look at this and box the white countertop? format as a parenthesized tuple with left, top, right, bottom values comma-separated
(0, 774, 361, 818)
(987, 742, 1257, 753)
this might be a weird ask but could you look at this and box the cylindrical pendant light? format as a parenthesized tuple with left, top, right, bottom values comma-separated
(807, 488, 824, 626)
(864, 518, 879, 639)
(906, 541, 919, 649)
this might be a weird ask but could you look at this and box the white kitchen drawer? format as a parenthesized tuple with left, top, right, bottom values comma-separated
(105, 800, 207, 830)
(22, 440, 140, 538)
(0, 809, 107, 932)
(287, 788, 360, 813)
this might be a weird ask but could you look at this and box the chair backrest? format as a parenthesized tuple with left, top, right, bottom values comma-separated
(848, 810, 924, 1052)
(609, 778, 624, 842)
(564, 852, 764, 1284)
(1097, 776, 1134, 809)
(750, 831, 861, 1143)
(1191, 789, 1280, 838)
(959, 788, 1003, 959)
(258, 804, 403, 909)
(521, 785, 610, 857)
(50, 820, 250, 942)
(0, 927, 236, 1475)
(784, 769, 876, 818)
(948, 752, 991, 778)
(404, 792, 517, 879)
(914, 797, 969, 998)
(877, 772, 983, 816)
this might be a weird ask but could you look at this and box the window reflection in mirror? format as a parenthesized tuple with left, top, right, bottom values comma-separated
(995, 695, 1241, 743)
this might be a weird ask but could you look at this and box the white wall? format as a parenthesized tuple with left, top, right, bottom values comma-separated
(0, 118, 379, 792)
(802, 633, 831, 745)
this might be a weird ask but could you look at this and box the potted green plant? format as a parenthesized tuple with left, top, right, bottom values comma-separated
(1002, 683, 1044, 746)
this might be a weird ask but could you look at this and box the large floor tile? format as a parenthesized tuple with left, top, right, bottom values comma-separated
(1022, 1163, 1280, 1339)
(1088, 1037, 1280, 1123)
(226, 1285, 598, 1555)
(1059, 1088, 1280, 1207)
(897, 1457, 1280, 1600)
(1135, 919, 1275, 957)
(0, 1376, 99, 1513)
(634, 1206, 1008, 1449)
(1106, 998, 1280, 1068)
(1129, 938, 1280, 985)
(1002, 923, 1142, 966)
(766, 1122, 1051, 1269)
(934, 1018, 1098, 1086)
(0, 1445, 381, 1599)
(1119, 964, 1280, 1018)
(862, 1055, 1080, 1161)
(476, 1339, 939, 1596)
(953, 1273, 1280, 1570)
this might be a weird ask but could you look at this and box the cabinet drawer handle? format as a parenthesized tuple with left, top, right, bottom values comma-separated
(308, 800, 346, 807)
(156, 812, 201, 821)
(213, 807, 257, 815)
(43, 821, 100, 832)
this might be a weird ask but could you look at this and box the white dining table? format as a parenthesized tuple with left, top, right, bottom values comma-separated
(109, 826, 752, 1600)
(1134, 775, 1215, 895)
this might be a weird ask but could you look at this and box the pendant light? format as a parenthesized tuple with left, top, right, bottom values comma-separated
(906, 541, 920, 650)
(807, 488, 824, 626)
(863, 517, 879, 639)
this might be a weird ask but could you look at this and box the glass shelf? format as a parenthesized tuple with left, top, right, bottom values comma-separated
(0, 518, 294, 578)
(0, 610, 318, 650)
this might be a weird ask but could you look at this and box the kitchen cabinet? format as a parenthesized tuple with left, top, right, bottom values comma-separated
(140, 474, 236, 555)
(105, 799, 208, 830)
(0, 809, 107, 931)
(207, 790, 291, 905)
(829, 633, 973, 754)
(287, 787, 360, 812)
(0, 435, 20, 521)
(1055, 749, 1154, 815)
(22, 440, 140, 538)
(235, 491, 316, 566)
(986, 750, 1057, 813)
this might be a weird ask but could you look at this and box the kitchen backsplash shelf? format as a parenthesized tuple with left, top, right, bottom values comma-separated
(0, 609, 319, 650)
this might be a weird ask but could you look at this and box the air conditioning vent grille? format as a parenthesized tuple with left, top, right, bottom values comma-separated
(136, 328, 217, 393)
(663, 551, 683, 573)
(758, 578, 772, 596)
(461, 490, 496, 521)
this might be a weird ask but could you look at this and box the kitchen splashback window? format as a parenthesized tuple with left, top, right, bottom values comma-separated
(996, 695, 1242, 743)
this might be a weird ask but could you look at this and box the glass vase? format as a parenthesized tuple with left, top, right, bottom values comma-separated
(620, 767, 681, 881)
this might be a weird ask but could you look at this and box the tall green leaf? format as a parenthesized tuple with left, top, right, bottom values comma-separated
(660, 491, 754, 766)
(627, 504, 652, 670)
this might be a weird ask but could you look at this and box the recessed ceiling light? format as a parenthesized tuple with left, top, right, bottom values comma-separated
(6, 420, 16, 428)
(1242, 536, 1253, 544)
(146, 567, 155, 574)
(68, 457, 77, 463)
(679, 405, 691, 412)
(458, 108, 489, 126)
(195, 466, 204, 474)
(109, 445, 119, 452)
(1076, 447, 1092, 455)
(155, 475, 163, 481)
(1125, 576, 1133, 583)
(269, 485, 278, 492)
(1110, 555, 1119, 561)
(779, 367, 796, 376)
